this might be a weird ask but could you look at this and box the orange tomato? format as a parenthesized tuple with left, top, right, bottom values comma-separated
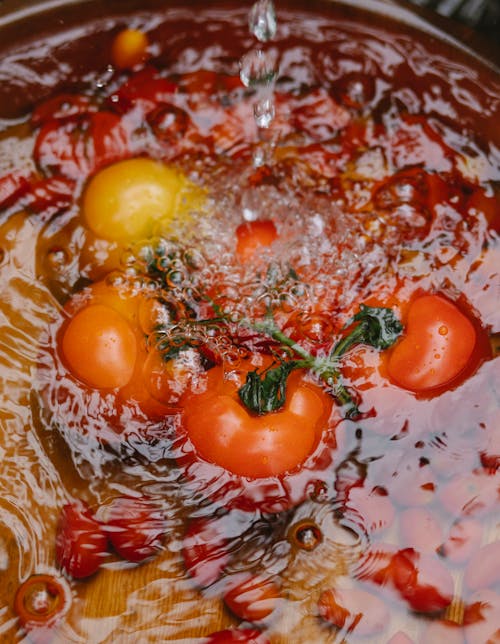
(111, 28, 149, 70)
(387, 294, 476, 392)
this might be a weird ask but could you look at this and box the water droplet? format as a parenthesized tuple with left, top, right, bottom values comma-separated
(254, 96, 275, 128)
(249, 0, 277, 42)
(288, 519, 323, 551)
(47, 247, 69, 268)
(95, 64, 115, 90)
(239, 49, 278, 88)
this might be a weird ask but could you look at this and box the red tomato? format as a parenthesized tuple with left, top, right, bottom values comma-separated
(439, 518, 483, 564)
(392, 549, 454, 613)
(14, 574, 71, 630)
(104, 495, 166, 563)
(34, 118, 92, 179)
(318, 587, 389, 636)
(62, 303, 138, 390)
(24, 176, 75, 217)
(235, 220, 278, 262)
(223, 575, 281, 622)
(203, 629, 270, 644)
(0, 171, 30, 209)
(464, 541, 500, 592)
(111, 66, 176, 115)
(182, 516, 230, 587)
(291, 87, 350, 140)
(398, 507, 444, 554)
(55, 501, 108, 579)
(90, 111, 131, 171)
(31, 93, 97, 127)
(180, 360, 333, 478)
(387, 294, 477, 392)
(359, 545, 453, 613)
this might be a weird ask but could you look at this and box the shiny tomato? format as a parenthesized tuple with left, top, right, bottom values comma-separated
(203, 629, 270, 644)
(55, 501, 108, 579)
(223, 575, 281, 622)
(235, 220, 278, 262)
(318, 587, 389, 636)
(387, 294, 477, 392)
(104, 495, 166, 563)
(111, 28, 149, 69)
(83, 158, 186, 242)
(0, 170, 30, 209)
(182, 516, 230, 587)
(62, 303, 137, 389)
(14, 574, 71, 630)
(180, 359, 333, 478)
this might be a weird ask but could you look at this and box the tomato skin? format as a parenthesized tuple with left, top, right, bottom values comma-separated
(235, 220, 278, 262)
(14, 574, 71, 630)
(182, 516, 230, 587)
(111, 28, 149, 69)
(223, 575, 281, 622)
(104, 495, 166, 563)
(203, 629, 270, 644)
(31, 93, 97, 127)
(387, 294, 476, 392)
(62, 303, 137, 390)
(55, 501, 109, 579)
(0, 171, 30, 209)
(318, 587, 389, 636)
(180, 360, 333, 478)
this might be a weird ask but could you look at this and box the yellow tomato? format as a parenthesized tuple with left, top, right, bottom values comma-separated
(82, 158, 199, 242)
(111, 28, 149, 69)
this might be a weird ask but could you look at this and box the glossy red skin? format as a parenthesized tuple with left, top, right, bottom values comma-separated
(223, 575, 281, 623)
(203, 629, 270, 644)
(111, 66, 177, 115)
(105, 495, 166, 563)
(31, 93, 97, 127)
(387, 294, 477, 393)
(55, 501, 108, 579)
(235, 220, 278, 263)
(0, 171, 31, 209)
(359, 545, 453, 614)
(182, 516, 230, 587)
(318, 587, 389, 636)
(177, 360, 336, 513)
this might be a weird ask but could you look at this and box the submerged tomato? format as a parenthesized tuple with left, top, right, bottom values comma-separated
(318, 587, 389, 636)
(387, 294, 477, 392)
(235, 220, 278, 262)
(180, 359, 333, 478)
(182, 516, 230, 587)
(104, 495, 166, 563)
(223, 575, 281, 622)
(55, 501, 108, 579)
(62, 303, 137, 389)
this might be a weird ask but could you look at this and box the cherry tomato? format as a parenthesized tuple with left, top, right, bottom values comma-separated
(0, 171, 30, 210)
(223, 575, 281, 622)
(55, 501, 108, 579)
(111, 28, 149, 69)
(104, 495, 166, 563)
(14, 574, 71, 630)
(62, 303, 137, 389)
(203, 629, 270, 644)
(392, 549, 454, 614)
(235, 220, 278, 263)
(182, 516, 230, 587)
(318, 587, 389, 636)
(464, 541, 500, 592)
(23, 176, 75, 217)
(388, 294, 477, 392)
(31, 92, 97, 127)
(111, 66, 177, 115)
(82, 158, 188, 241)
(180, 359, 333, 478)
